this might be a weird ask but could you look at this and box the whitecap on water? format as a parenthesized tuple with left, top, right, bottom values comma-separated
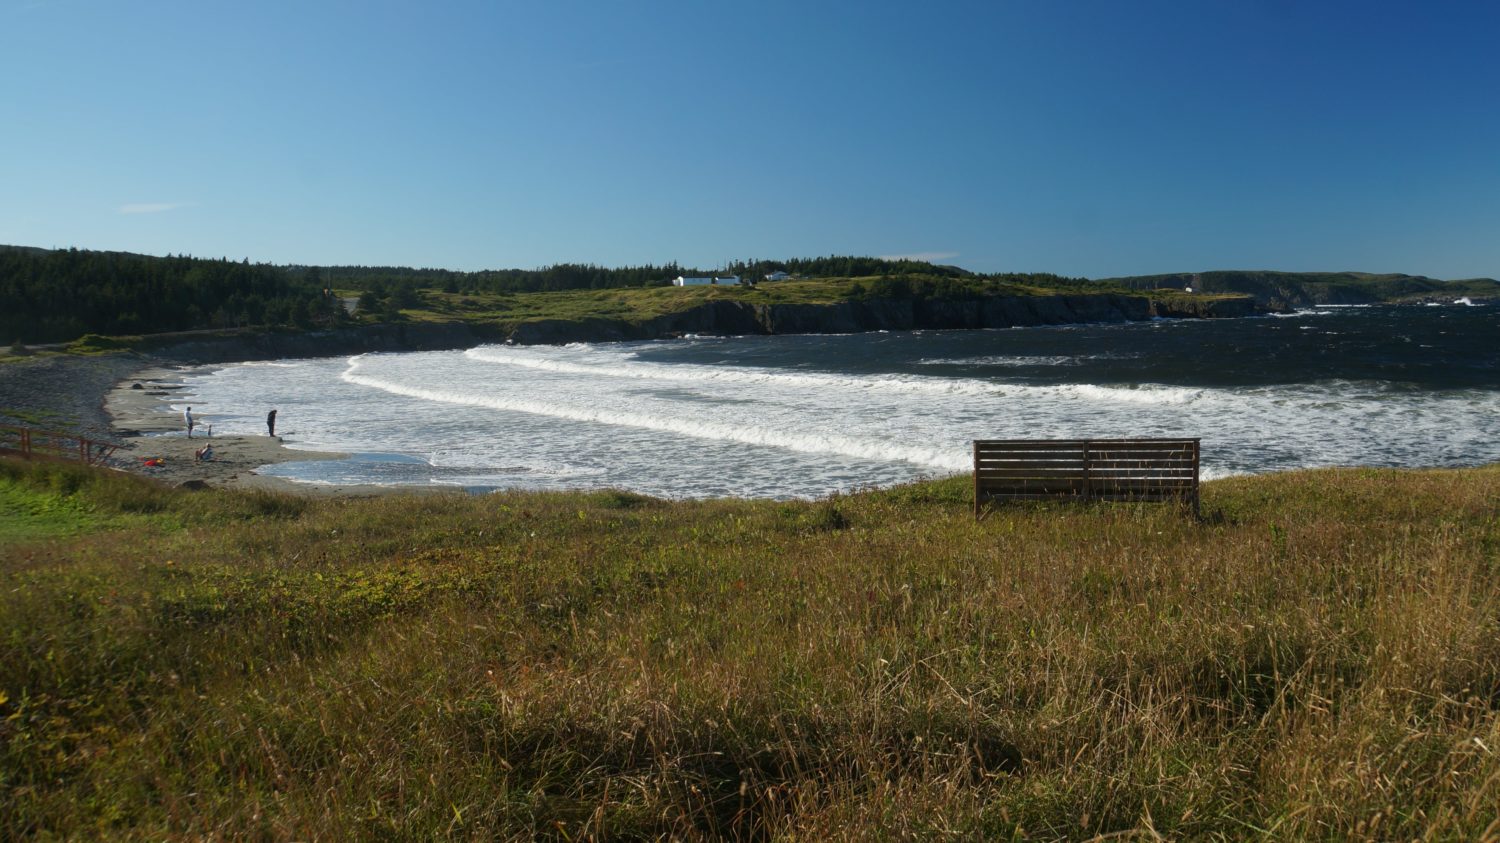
(170, 311, 1500, 498)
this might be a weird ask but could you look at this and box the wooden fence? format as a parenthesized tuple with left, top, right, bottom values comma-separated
(0, 425, 118, 467)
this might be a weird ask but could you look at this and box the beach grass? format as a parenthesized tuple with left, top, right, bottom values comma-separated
(2, 458, 1498, 839)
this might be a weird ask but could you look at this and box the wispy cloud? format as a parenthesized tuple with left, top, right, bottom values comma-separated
(878, 251, 959, 263)
(118, 201, 192, 215)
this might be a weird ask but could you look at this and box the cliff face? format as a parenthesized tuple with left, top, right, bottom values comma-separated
(1148, 296, 1260, 319)
(1104, 270, 1500, 308)
(152, 292, 1258, 359)
(506, 293, 1172, 345)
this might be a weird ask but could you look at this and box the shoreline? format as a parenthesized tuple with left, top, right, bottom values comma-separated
(7, 301, 1491, 498)
(105, 365, 448, 497)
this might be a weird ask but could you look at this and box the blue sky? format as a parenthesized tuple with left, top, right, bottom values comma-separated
(4, 0, 1498, 278)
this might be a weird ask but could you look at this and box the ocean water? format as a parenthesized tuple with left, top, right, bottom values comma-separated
(171, 303, 1500, 499)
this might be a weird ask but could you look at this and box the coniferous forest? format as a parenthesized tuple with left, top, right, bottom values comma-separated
(0, 247, 344, 344)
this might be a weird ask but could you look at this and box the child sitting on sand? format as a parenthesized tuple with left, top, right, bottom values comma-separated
(194, 444, 215, 462)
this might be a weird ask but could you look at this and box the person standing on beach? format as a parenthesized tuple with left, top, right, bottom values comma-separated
(184, 406, 195, 438)
(267, 408, 278, 438)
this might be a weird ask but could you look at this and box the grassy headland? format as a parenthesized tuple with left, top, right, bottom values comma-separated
(1101, 270, 1500, 307)
(3, 458, 1498, 839)
(401, 275, 1068, 329)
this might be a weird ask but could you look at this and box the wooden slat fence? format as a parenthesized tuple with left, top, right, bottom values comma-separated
(974, 438, 1200, 517)
(0, 425, 118, 467)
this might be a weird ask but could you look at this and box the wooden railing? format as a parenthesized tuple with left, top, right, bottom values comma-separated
(0, 425, 118, 467)
(974, 438, 1200, 517)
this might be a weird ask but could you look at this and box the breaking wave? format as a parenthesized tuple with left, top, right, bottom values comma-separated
(173, 304, 1500, 498)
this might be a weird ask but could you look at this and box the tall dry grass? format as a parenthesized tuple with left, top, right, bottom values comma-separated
(2, 460, 1498, 839)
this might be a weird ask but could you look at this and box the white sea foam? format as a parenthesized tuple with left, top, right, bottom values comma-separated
(466, 345, 1007, 398)
(344, 358, 972, 471)
(915, 355, 1079, 367)
(1062, 383, 1203, 405)
(170, 322, 1500, 499)
(1272, 309, 1340, 318)
(464, 345, 1198, 408)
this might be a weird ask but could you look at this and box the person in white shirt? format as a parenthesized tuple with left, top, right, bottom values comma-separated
(184, 406, 195, 438)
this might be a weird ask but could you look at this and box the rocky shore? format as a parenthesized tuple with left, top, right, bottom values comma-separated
(0, 354, 447, 496)
(0, 353, 152, 440)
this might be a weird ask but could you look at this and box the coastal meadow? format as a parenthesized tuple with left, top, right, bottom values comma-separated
(2, 458, 1498, 839)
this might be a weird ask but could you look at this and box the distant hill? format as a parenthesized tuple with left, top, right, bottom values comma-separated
(5, 243, 1494, 346)
(1098, 270, 1500, 307)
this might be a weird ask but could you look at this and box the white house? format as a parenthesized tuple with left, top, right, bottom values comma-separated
(764, 271, 790, 281)
(673, 275, 740, 286)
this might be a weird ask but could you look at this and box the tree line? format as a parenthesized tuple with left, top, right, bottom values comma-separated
(320, 262, 688, 295)
(1, 244, 1098, 345)
(1, 247, 345, 345)
(322, 255, 999, 293)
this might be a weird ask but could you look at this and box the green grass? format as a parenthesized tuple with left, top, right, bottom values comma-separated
(63, 333, 153, 355)
(0, 407, 67, 428)
(398, 274, 1091, 332)
(3, 458, 1499, 839)
(407, 278, 857, 326)
(0, 476, 118, 541)
(1144, 288, 1253, 306)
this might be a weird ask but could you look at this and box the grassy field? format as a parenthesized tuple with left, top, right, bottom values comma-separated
(400, 275, 1058, 330)
(2, 458, 1498, 840)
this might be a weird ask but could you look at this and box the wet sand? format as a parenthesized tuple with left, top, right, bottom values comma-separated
(106, 366, 444, 497)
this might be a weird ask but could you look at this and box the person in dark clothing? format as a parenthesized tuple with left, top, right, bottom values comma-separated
(267, 409, 278, 438)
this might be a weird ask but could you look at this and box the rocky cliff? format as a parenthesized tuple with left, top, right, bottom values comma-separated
(1102, 269, 1500, 309)
(505, 292, 1258, 345)
(1148, 296, 1260, 319)
(151, 292, 1258, 359)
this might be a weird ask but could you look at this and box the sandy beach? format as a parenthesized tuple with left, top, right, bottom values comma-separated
(105, 365, 437, 497)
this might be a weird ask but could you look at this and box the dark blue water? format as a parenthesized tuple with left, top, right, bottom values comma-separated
(634, 304, 1500, 391)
